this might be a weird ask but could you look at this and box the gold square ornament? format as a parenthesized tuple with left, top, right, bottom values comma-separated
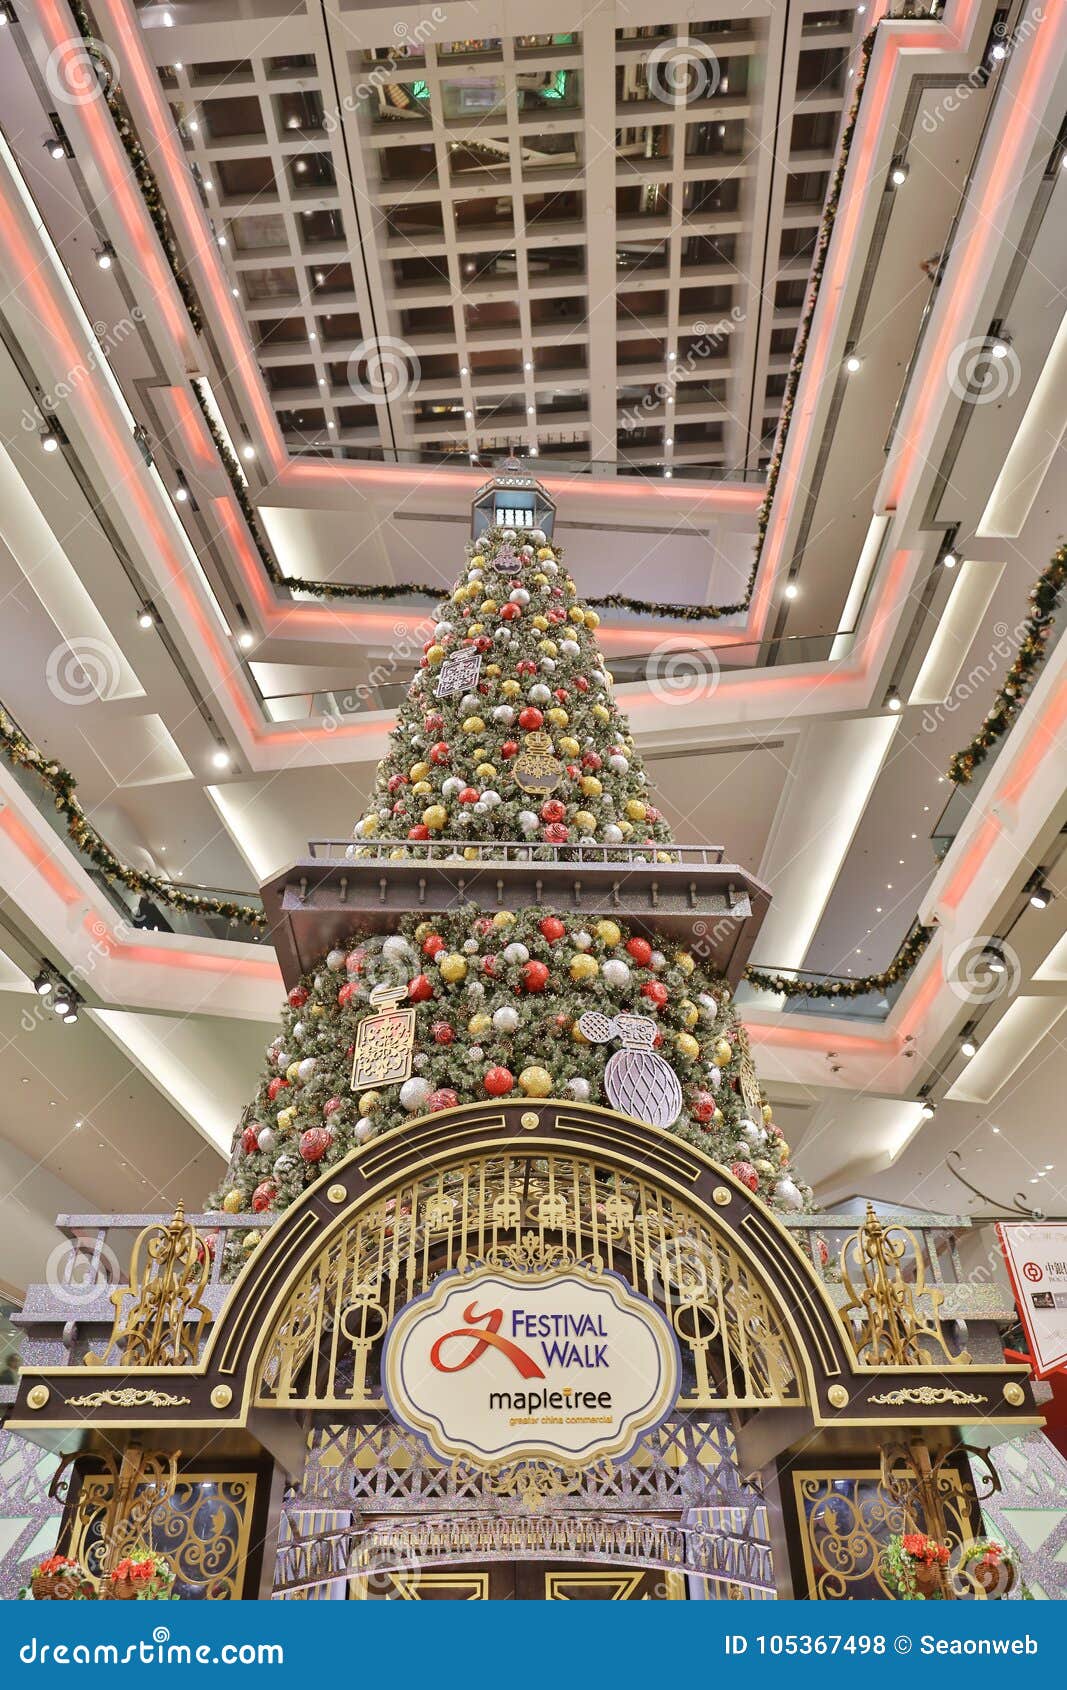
(350, 984, 417, 1091)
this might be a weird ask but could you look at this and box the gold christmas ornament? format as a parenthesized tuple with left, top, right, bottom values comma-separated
(596, 920, 622, 947)
(351, 984, 417, 1092)
(513, 730, 564, 795)
(519, 1065, 553, 1098)
(570, 953, 599, 982)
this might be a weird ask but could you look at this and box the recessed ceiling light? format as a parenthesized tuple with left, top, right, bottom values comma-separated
(783, 581, 798, 599)
(885, 689, 902, 712)
(241, 444, 255, 461)
(845, 353, 862, 373)
(137, 607, 156, 629)
(40, 427, 60, 453)
(960, 1035, 978, 1058)
(889, 162, 909, 187)
(941, 550, 957, 568)
(95, 245, 114, 269)
(211, 748, 231, 770)
(238, 630, 255, 650)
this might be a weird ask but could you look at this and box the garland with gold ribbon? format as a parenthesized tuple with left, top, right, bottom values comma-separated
(0, 705, 265, 931)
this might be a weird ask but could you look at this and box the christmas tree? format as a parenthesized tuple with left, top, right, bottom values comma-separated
(214, 503, 812, 1247)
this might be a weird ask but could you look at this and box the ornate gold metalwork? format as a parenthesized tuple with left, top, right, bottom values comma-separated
(839, 1204, 968, 1366)
(350, 984, 416, 1090)
(795, 1460, 973, 1601)
(481, 1459, 605, 1509)
(65, 1387, 191, 1409)
(512, 729, 563, 793)
(61, 1444, 179, 1580)
(252, 1148, 804, 1412)
(869, 1386, 986, 1407)
(86, 1203, 212, 1368)
(71, 1466, 255, 1599)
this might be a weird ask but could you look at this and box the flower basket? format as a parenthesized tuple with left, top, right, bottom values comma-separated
(961, 1540, 1015, 1598)
(29, 1555, 93, 1600)
(101, 1550, 175, 1601)
(883, 1532, 950, 1600)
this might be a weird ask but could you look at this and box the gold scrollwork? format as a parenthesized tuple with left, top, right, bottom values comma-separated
(868, 1386, 987, 1407)
(86, 1203, 212, 1368)
(840, 1205, 968, 1367)
(65, 1387, 191, 1409)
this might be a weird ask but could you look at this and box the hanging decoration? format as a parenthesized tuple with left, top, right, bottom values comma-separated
(512, 731, 564, 795)
(947, 540, 1067, 784)
(743, 921, 934, 1002)
(349, 982, 417, 1091)
(577, 1011, 684, 1129)
(0, 705, 265, 932)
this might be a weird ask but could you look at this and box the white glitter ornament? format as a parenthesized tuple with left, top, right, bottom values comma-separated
(603, 824, 624, 844)
(572, 930, 592, 951)
(462, 938, 480, 954)
(560, 639, 580, 658)
(296, 1057, 317, 1084)
(355, 1117, 374, 1143)
(460, 693, 481, 713)
(400, 1076, 431, 1112)
(602, 958, 631, 989)
(608, 753, 629, 774)
(518, 811, 539, 834)
(442, 776, 464, 798)
(493, 1005, 519, 1034)
(257, 1127, 276, 1154)
(509, 588, 530, 606)
(503, 942, 530, 965)
(774, 1179, 804, 1211)
(530, 528, 546, 544)
(528, 683, 551, 704)
(382, 935, 413, 966)
(651, 951, 666, 970)
(566, 1077, 591, 1101)
(492, 705, 515, 725)
(326, 948, 346, 971)
(434, 621, 453, 640)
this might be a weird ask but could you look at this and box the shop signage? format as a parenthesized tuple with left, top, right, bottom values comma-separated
(382, 1263, 680, 1467)
(997, 1222, 1067, 1376)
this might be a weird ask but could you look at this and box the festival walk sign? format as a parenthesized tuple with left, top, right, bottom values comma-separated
(382, 1262, 681, 1468)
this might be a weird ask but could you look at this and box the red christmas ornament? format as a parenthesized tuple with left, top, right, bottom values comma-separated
(516, 660, 538, 677)
(299, 1127, 332, 1163)
(518, 706, 544, 731)
(582, 751, 602, 770)
(575, 676, 590, 692)
(500, 602, 521, 621)
(251, 1180, 276, 1213)
(483, 1065, 514, 1097)
(337, 982, 358, 1008)
(287, 985, 309, 1009)
(641, 980, 668, 1009)
(692, 1092, 716, 1124)
(346, 948, 365, 974)
(522, 959, 550, 992)
(426, 1087, 460, 1113)
(408, 824, 431, 841)
(323, 1096, 343, 1117)
(626, 936, 653, 967)
(241, 1126, 259, 1154)
(459, 786, 480, 805)
(408, 973, 434, 1002)
(431, 1020, 455, 1044)
(429, 741, 450, 764)
(475, 917, 495, 936)
(267, 1077, 290, 1102)
(387, 773, 407, 793)
(474, 636, 491, 653)
(541, 798, 566, 823)
(539, 916, 566, 943)
(482, 954, 498, 978)
(423, 713, 444, 734)
(422, 934, 446, 958)
(501, 739, 519, 759)
(553, 688, 569, 703)
(543, 822, 569, 844)
(731, 1160, 759, 1193)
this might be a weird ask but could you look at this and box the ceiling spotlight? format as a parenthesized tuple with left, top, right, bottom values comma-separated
(95, 243, 115, 270)
(845, 352, 862, 373)
(919, 1098, 936, 1119)
(784, 581, 799, 600)
(982, 941, 1007, 975)
(990, 332, 1012, 359)
(45, 131, 71, 161)
(529, 445, 538, 456)
(990, 41, 1009, 61)
(211, 747, 231, 770)
(174, 483, 189, 503)
(664, 468, 673, 479)
(137, 606, 156, 629)
(960, 1034, 978, 1058)
(1029, 880, 1052, 909)
(240, 443, 255, 461)
(885, 688, 902, 712)
(941, 548, 958, 568)
(40, 426, 60, 453)
(63, 1005, 79, 1025)
(34, 970, 53, 997)
(889, 160, 909, 187)
(237, 629, 255, 650)
(52, 990, 71, 1017)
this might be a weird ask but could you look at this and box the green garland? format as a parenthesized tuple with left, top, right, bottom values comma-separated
(743, 921, 934, 1001)
(0, 705, 265, 931)
(947, 541, 1067, 784)
(71, 2, 202, 332)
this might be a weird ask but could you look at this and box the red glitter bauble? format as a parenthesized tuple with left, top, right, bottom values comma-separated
(241, 1126, 259, 1154)
(483, 1066, 514, 1097)
(641, 980, 668, 1008)
(422, 934, 446, 958)
(408, 974, 434, 1002)
(299, 1127, 332, 1163)
(541, 798, 566, 823)
(251, 1180, 276, 1213)
(408, 824, 430, 841)
(626, 937, 653, 967)
(432, 1021, 455, 1044)
(337, 982, 358, 1008)
(543, 822, 569, 844)
(731, 1160, 759, 1193)
(539, 916, 566, 943)
(267, 1077, 290, 1102)
(426, 1088, 460, 1113)
(287, 985, 308, 1009)
(522, 959, 550, 992)
(518, 706, 544, 731)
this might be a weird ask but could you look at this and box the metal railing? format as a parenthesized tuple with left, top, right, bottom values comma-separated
(308, 837, 728, 864)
